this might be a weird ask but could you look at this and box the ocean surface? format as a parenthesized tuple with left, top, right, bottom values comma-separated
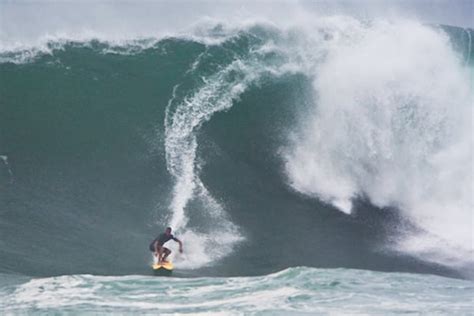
(0, 7, 473, 314)
(1, 268, 473, 315)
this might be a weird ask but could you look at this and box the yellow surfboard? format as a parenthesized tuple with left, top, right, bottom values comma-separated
(152, 260, 173, 276)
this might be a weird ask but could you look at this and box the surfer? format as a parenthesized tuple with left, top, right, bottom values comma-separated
(149, 227, 183, 263)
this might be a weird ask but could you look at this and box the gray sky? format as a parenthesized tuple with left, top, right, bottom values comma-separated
(299, 0, 473, 28)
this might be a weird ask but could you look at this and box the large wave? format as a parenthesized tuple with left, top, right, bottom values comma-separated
(0, 3, 472, 278)
(160, 18, 474, 271)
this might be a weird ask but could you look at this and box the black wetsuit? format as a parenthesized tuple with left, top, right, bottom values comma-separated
(149, 233, 178, 251)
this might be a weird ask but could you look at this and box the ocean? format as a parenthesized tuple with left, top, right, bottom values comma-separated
(0, 3, 473, 314)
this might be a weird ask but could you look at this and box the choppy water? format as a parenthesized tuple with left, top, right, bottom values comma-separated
(1, 267, 473, 315)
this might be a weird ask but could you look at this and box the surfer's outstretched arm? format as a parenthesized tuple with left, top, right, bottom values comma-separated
(174, 238, 183, 253)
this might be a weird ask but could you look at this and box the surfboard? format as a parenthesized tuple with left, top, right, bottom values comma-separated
(152, 260, 173, 276)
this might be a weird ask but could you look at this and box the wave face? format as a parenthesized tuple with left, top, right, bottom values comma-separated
(0, 16, 473, 281)
(1, 267, 473, 314)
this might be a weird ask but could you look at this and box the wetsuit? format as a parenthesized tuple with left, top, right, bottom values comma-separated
(149, 233, 178, 251)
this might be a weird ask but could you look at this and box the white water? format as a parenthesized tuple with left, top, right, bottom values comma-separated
(1, 1, 472, 61)
(2, 268, 473, 314)
(283, 19, 473, 268)
(163, 57, 273, 268)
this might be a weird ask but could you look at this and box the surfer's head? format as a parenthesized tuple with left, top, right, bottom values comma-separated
(165, 227, 172, 235)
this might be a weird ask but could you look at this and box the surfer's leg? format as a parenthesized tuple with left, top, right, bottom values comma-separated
(162, 248, 171, 262)
(157, 245, 163, 262)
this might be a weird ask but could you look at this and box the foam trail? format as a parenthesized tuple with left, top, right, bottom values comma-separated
(163, 56, 270, 268)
